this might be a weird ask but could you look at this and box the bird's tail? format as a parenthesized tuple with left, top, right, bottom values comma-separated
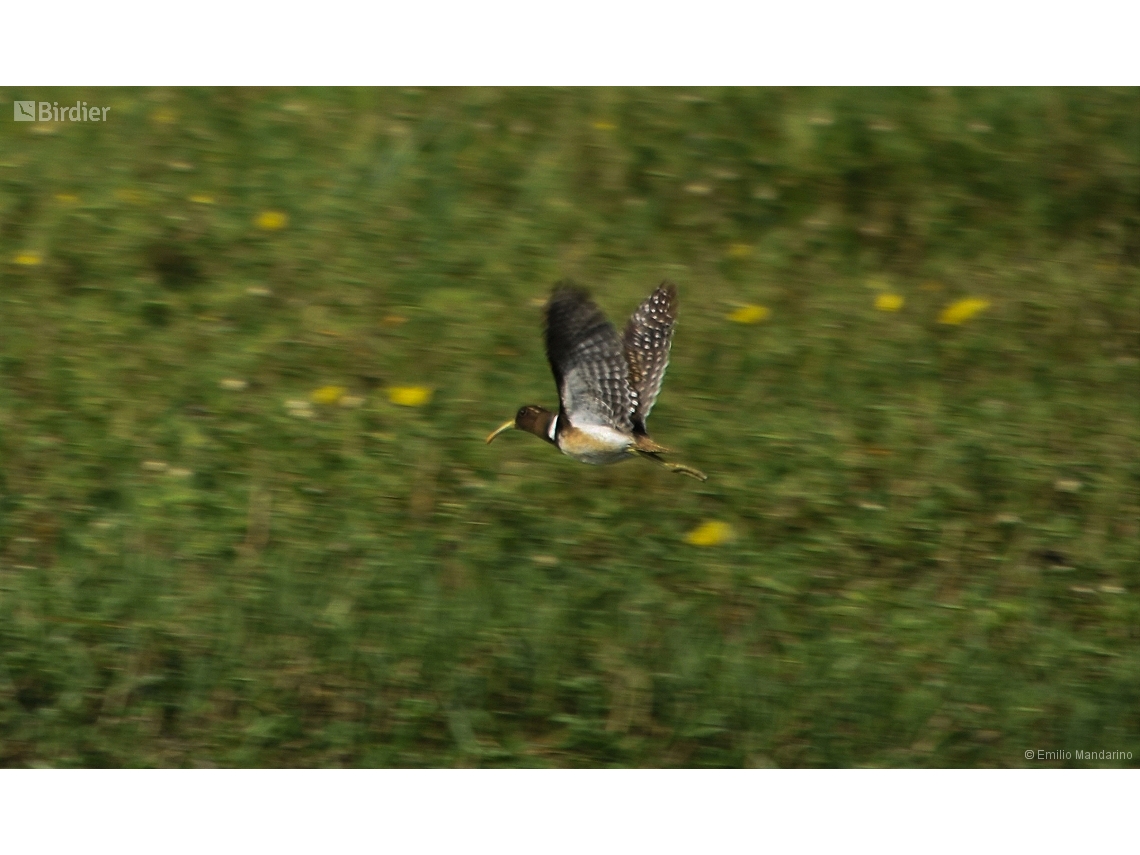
(633, 435, 670, 454)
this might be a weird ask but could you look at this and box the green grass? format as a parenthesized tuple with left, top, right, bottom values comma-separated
(1, 87, 1137, 767)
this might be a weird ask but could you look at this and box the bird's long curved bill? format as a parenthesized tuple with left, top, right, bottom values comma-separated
(485, 419, 516, 444)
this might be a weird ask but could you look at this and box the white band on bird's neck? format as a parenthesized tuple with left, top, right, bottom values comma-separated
(547, 413, 559, 441)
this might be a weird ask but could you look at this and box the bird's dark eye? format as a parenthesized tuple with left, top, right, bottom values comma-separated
(517, 407, 529, 419)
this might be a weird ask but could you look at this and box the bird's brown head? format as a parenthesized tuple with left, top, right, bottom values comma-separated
(486, 405, 557, 445)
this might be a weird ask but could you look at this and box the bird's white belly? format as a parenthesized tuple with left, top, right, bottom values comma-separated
(558, 423, 635, 465)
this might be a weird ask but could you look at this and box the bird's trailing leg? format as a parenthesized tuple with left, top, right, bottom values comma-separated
(636, 450, 708, 482)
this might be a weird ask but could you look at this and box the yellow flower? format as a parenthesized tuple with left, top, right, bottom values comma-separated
(685, 520, 734, 547)
(311, 385, 348, 405)
(151, 108, 177, 124)
(55, 193, 79, 205)
(728, 304, 770, 324)
(875, 293, 904, 312)
(189, 193, 215, 205)
(115, 188, 144, 204)
(592, 120, 616, 131)
(13, 251, 42, 266)
(939, 298, 990, 325)
(255, 210, 288, 230)
(727, 243, 753, 260)
(387, 386, 432, 407)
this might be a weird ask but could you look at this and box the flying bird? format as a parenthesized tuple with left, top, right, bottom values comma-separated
(486, 281, 707, 481)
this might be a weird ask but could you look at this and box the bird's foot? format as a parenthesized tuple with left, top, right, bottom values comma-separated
(637, 450, 707, 481)
(662, 461, 708, 481)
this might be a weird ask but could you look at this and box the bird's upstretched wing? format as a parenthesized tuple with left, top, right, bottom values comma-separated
(545, 284, 634, 430)
(623, 282, 677, 434)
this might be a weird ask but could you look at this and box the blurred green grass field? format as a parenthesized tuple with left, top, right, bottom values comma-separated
(1, 87, 1137, 767)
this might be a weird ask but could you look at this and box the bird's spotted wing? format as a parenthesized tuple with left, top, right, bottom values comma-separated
(623, 282, 677, 433)
(545, 284, 634, 430)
